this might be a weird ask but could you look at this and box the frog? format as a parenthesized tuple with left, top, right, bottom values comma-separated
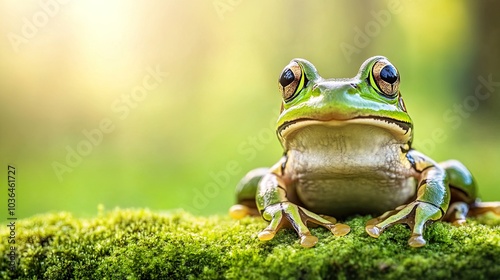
(229, 56, 500, 248)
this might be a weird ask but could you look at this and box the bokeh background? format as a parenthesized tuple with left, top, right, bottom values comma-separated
(1, 0, 499, 219)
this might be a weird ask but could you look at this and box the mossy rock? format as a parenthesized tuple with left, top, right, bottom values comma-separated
(0, 209, 499, 279)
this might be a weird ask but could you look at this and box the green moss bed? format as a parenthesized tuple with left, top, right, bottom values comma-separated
(1, 209, 499, 279)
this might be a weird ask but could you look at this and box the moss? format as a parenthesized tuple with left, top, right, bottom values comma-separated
(1, 209, 499, 280)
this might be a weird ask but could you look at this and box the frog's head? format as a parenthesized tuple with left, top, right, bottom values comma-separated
(276, 56, 413, 149)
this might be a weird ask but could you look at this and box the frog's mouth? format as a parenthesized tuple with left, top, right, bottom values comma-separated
(277, 116, 413, 143)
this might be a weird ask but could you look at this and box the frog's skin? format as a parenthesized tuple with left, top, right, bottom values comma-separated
(229, 56, 500, 248)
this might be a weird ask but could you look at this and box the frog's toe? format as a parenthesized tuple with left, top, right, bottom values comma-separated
(299, 207, 351, 237)
(258, 229, 276, 241)
(300, 233, 319, 248)
(229, 204, 250, 219)
(408, 234, 426, 247)
(365, 224, 382, 238)
(330, 223, 351, 236)
(365, 204, 415, 238)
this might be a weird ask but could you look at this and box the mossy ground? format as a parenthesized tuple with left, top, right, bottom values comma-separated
(0, 208, 499, 279)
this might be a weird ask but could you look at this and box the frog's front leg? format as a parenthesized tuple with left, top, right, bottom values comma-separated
(257, 158, 350, 248)
(366, 150, 450, 247)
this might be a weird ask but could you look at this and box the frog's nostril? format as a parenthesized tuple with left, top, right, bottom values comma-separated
(350, 83, 358, 89)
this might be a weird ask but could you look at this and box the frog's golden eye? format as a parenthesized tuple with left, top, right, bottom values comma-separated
(278, 61, 307, 102)
(370, 59, 400, 97)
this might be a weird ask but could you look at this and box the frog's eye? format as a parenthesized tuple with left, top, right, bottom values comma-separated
(278, 61, 307, 102)
(370, 59, 400, 97)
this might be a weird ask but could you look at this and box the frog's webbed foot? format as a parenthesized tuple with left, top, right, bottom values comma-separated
(443, 201, 469, 226)
(468, 201, 500, 217)
(259, 202, 350, 248)
(229, 204, 260, 219)
(373, 150, 451, 247)
(365, 201, 443, 247)
(440, 201, 500, 226)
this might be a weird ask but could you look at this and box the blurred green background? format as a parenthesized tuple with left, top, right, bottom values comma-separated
(1, 0, 499, 219)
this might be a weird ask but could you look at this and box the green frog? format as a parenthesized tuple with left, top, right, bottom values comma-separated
(230, 56, 500, 248)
